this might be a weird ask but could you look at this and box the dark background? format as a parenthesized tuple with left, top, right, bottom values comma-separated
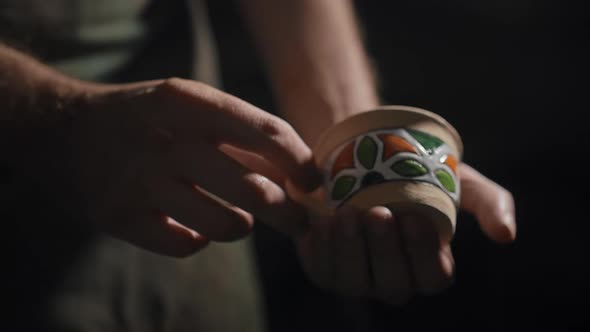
(208, 0, 589, 331)
(2, 0, 586, 331)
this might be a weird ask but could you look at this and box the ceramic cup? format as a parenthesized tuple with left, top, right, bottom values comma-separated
(290, 105, 463, 243)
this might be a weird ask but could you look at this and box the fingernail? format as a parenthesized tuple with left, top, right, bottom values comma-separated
(373, 209, 392, 236)
(503, 212, 516, 227)
(501, 212, 517, 241)
(440, 248, 455, 277)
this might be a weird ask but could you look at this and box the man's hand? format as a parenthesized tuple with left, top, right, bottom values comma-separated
(237, 0, 516, 305)
(0, 45, 322, 258)
(63, 78, 323, 257)
(294, 163, 516, 304)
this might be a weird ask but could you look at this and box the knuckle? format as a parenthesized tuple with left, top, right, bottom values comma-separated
(160, 77, 185, 90)
(244, 173, 286, 210)
(153, 78, 181, 98)
(156, 77, 206, 99)
(260, 117, 294, 145)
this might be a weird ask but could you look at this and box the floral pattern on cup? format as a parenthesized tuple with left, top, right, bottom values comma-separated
(325, 128, 459, 207)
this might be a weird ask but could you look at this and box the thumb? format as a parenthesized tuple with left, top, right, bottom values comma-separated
(459, 163, 516, 243)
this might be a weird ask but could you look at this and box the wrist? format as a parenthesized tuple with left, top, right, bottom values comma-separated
(0, 45, 102, 172)
(279, 77, 380, 147)
(1, 47, 87, 131)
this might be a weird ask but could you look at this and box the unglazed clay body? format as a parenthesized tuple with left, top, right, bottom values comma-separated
(288, 106, 463, 243)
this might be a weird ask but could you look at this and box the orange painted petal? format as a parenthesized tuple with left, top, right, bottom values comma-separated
(378, 134, 418, 161)
(331, 141, 355, 179)
(441, 154, 458, 174)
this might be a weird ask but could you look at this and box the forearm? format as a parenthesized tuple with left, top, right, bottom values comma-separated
(239, 0, 380, 146)
(1, 44, 78, 119)
(0, 44, 88, 168)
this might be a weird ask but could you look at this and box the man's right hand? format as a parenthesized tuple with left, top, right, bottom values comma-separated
(67, 78, 323, 256)
(2, 63, 321, 256)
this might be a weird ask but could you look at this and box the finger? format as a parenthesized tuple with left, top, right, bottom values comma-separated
(440, 244, 455, 280)
(364, 207, 413, 305)
(296, 213, 336, 291)
(168, 142, 308, 236)
(83, 79, 166, 98)
(219, 144, 286, 185)
(158, 78, 321, 192)
(153, 178, 254, 242)
(400, 213, 453, 294)
(109, 209, 209, 258)
(459, 163, 516, 243)
(331, 206, 371, 296)
(86, 165, 209, 257)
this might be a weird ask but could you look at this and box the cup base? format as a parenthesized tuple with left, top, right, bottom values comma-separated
(343, 181, 455, 243)
(287, 180, 456, 244)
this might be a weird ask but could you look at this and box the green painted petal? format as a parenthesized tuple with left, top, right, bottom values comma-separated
(357, 136, 377, 170)
(407, 129, 444, 155)
(391, 159, 428, 177)
(331, 175, 357, 200)
(436, 169, 456, 193)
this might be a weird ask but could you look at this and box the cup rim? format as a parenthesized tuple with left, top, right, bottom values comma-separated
(313, 105, 464, 162)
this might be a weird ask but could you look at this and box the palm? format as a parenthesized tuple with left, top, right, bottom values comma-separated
(295, 162, 516, 304)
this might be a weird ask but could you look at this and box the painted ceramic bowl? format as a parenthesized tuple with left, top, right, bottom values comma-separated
(299, 105, 463, 243)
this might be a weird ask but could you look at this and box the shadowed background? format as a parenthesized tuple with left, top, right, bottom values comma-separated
(1, 0, 586, 331)
(208, 0, 589, 331)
